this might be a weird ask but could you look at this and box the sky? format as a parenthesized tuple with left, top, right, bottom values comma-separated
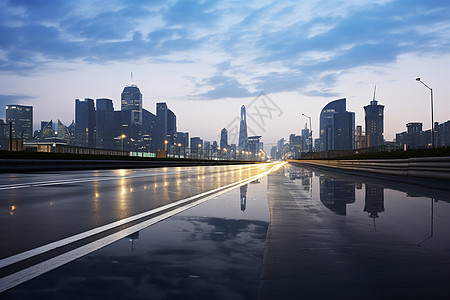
(1, 0, 450, 150)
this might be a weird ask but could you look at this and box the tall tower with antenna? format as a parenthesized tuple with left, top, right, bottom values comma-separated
(364, 85, 385, 147)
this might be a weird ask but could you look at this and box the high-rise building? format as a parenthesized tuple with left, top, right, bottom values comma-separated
(248, 136, 261, 160)
(355, 125, 367, 149)
(190, 137, 203, 157)
(301, 124, 310, 152)
(121, 84, 142, 141)
(238, 105, 248, 150)
(364, 96, 384, 147)
(6, 104, 33, 141)
(220, 128, 228, 149)
(75, 98, 95, 147)
(155, 102, 168, 150)
(332, 111, 355, 150)
(319, 98, 346, 151)
(96, 98, 115, 149)
(0, 119, 8, 150)
(142, 108, 157, 151)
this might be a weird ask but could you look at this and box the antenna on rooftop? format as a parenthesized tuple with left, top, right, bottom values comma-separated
(373, 85, 377, 101)
(131, 71, 133, 83)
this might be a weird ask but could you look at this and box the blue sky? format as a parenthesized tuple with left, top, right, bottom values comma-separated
(1, 0, 450, 147)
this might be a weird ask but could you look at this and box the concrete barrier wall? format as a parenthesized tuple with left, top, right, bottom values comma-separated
(0, 159, 262, 173)
(292, 156, 450, 181)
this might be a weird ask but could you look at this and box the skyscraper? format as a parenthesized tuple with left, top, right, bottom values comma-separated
(220, 128, 228, 149)
(121, 83, 142, 141)
(155, 102, 168, 150)
(96, 98, 115, 149)
(6, 104, 33, 141)
(142, 108, 157, 151)
(364, 94, 384, 147)
(238, 105, 248, 149)
(75, 98, 95, 147)
(319, 98, 346, 151)
(332, 111, 355, 150)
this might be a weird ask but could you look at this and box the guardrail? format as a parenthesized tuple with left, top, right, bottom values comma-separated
(291, 156, 450, 181)
(0, 159, 263, 172)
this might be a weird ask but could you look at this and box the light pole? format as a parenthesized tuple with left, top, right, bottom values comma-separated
(416, 78, 434, 148)
(121, 134, 126, 152)
(164, 139, 168, 154)
(302, 113, 313, 152)
(178, 143, 182, 158)
(198, 143, 202, 159)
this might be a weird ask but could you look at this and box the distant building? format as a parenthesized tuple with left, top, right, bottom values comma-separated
(96, 98, 115, 149)
(142, 108, 157, 151)
(0, 119, 8, 150)
(355, 125, 367, 149)
(6, 104, 33, 141)
(364, 96, 384, 147)
(40, 120, 54, 138)
(333, 111, 355, 151)
(238, 105, 248, 150)
(121, 83, 142, 142)
(155, 103, 168, 151)
(436, 120, 450, 148)
(319, 98, 346, 151)
(57, 120, 70, 142)
(75, 98, 96, 148)
(396, 122, 424, 150)
(301, 124, 310, 152)
(270, 146, 278, 160)
(190, 137, 203, 157)
(248, 136, 261, 160)
(289, 133, 302, 158)
(220, 128, 228, 149)
(319, 98, 355, 151)
(277, 138, 285, 159)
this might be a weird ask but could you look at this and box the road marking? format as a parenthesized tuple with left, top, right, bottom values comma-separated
(0, 162, 284, 293)
(0, 164, 264, 191)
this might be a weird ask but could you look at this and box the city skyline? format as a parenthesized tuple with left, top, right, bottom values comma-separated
(1, 0, 450, 146)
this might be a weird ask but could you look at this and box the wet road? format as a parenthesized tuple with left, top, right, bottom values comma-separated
(0, 164, 275, 260)
(2, 162, 450, 299)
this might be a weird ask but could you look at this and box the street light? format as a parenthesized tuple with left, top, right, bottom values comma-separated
(120, 134, 126, 152)
(164, 140, 168, 153)
(302, 113, 313, 152)
(416, 78, 434, 148)
(178, 143, 182, 158)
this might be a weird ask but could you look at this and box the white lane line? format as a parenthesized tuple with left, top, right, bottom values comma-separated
(0, 164, 264, 191)
(0, 162, 279, 270)
(0, 162, 283, 293)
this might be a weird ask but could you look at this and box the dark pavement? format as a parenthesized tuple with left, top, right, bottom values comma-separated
(260, 164, 450, 299)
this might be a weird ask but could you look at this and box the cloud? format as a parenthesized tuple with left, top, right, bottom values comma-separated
(1, 0, 450, 98)
(193, 75, 255, 100)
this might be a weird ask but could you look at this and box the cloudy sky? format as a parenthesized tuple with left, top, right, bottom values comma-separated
(1, 0, 449, 149)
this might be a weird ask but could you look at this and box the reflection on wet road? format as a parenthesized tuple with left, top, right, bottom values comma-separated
(4, 173, 271, 300)
(3, 162, 450, 299)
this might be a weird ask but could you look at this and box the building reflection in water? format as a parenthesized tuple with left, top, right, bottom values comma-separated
(240, 184, 248, 212)
(284, 166, 312, 194)
(319, 176, 355, 215)
(364, 184, 385, 231)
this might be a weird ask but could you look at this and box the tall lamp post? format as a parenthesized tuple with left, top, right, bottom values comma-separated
(416, 78, 434, 148)
(302, 113, 313, 152)
(178, 143, 182, 158)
